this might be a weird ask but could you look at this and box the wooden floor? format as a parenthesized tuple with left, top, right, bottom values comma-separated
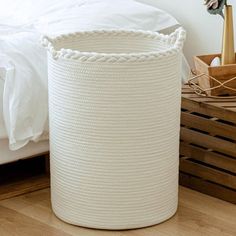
(0, 187, 235, 236)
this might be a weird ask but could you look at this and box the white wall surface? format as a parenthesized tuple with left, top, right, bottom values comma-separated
(139, 0, 236, 67)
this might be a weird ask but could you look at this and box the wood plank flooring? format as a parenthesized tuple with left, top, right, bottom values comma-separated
(0, 187, 235, 236)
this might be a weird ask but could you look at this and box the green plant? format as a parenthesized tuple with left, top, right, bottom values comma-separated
(204, 0, 228, 17)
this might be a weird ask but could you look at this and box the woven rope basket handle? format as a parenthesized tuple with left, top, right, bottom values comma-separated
(41, 35, 59, 59)
(41, 28, 186, 62)
(168, 27, 186, 50)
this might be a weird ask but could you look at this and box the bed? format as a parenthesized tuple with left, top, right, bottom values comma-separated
(0, 0, 190, 165)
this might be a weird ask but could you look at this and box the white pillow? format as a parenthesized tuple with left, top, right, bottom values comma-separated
(0, 0, 85, 26)
(33, 0, 179, 35)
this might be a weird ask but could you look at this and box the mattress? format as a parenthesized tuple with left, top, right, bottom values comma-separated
(0, 138, 49, 165)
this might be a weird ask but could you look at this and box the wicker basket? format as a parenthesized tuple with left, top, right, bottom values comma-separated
(42, 28, 186, 230)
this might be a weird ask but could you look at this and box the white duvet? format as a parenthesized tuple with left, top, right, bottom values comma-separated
(0, 0, 189, 150)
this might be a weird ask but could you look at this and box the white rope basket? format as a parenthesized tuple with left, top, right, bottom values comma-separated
(43, 28, 186, 230)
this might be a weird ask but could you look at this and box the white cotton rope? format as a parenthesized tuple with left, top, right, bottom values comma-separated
(43, 28, 186, 230)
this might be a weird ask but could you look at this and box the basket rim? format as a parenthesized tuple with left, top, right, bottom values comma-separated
(41, 28, 186, 62)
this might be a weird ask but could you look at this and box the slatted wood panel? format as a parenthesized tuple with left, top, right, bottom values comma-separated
(180, 85, 236, 204)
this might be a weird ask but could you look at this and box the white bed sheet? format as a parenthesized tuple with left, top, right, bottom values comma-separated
(0, 0, 190, 151)
(0, 70, 49, 165)
(0, 77, 7, 138)
(1, 69, 49, 165)
(0, 28, 49, 150)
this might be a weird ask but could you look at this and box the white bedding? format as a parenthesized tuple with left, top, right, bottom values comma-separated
(0, 78, 6, 138)
(0, 29, 49, 150)
(0, 0, 190, 151)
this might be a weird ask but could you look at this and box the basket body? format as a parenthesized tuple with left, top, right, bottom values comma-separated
(44, 29, 185, 229)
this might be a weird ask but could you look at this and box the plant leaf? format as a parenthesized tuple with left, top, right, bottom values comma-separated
(205, 0, 227, 17)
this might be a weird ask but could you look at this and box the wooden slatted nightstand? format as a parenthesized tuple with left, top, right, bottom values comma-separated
(180, 85, 236, 204)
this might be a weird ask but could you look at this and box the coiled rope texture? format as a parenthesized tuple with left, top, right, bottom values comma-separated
(44, 28, 186, 230)
(42, 28, 186, 61)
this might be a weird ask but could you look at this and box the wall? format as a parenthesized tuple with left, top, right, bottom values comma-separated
(139, 0, 236, 67)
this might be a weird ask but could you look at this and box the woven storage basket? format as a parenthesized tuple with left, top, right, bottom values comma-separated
(42, 28, 186, 230)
